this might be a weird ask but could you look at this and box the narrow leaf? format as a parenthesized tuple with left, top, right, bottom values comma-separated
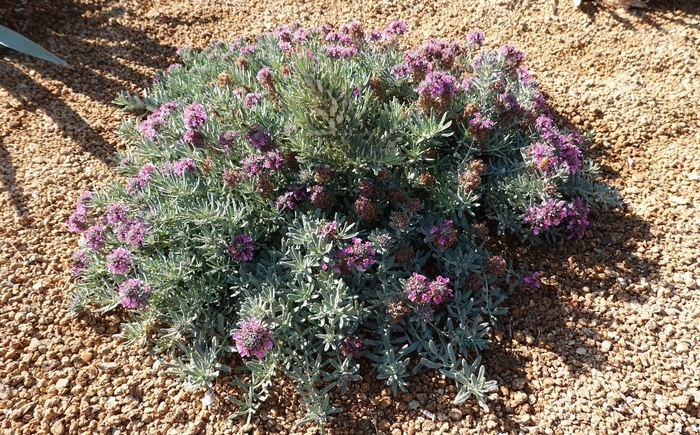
(0, 25, 69, 67)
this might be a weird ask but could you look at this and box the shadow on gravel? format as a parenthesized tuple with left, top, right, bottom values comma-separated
(0, 135, 29, 217)
(577, 0, 700, 31)
(0, 0, 175, 209)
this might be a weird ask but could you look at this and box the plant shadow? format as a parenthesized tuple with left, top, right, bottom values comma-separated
(0, 0, 177, 216)
(578, 0, 700, 32)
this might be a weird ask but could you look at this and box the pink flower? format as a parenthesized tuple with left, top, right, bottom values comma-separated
(227, 234, 255, 262)
(522, 272, 541, 289)
(118, 279, 150, 309)
(183, 102, 208, 130)
(339, 335, 363, 358)
(70, 249, 88, 275)
(106, 247, 131, 275)
(231, 318, 274, 358)
(429, 219, 457, 248)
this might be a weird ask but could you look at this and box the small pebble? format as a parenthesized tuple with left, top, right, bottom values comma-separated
(80, 350, 93, 363)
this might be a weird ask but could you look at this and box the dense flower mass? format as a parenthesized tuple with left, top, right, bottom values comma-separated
(126, 163, 157, 193)
(245, 126, 273, 151)
(115, 219, 146, 248)
(231, 318, 274, 358)
(523, 197, 590, 239)
(417, 71, 457, 100)
(70, 23, 618, 427)
(104, 202, 128, 225)
(466, 30, 485, 47)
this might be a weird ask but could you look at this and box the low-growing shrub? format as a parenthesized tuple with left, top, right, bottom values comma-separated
(68, 21, 619, 429)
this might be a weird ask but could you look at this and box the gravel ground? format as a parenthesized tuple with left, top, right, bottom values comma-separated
(1, 0, 699, 434)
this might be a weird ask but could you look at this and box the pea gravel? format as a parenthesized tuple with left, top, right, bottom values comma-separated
(1, 0, 699, 434)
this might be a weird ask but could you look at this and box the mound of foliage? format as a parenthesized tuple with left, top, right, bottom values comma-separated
(67, 21, 618, 429)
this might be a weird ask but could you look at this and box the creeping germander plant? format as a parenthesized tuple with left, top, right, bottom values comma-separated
(68, 21, 619, 429)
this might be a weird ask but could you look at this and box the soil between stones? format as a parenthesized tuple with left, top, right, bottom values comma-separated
(1, 0, 699, 434)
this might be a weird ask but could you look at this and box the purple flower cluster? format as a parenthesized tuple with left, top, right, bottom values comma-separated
(161, 158, 196, 177)
(326, 45, 358, 59)
(115, 219, 146, 248)
(126, 163, 157, 193)
(82, 224, 105, 251)
(274, 193, 294, 211)
(523, 198, 568, 235)
(183, 102, 207, 130)
(405, 273, 454, 305)
(118, 278, 150, 309)
(391, 51, 431, 82)
(182, 130, 205, 148)
(318, 221, 338, 240)
(277, 41, 291, 52)
(242, 92, 262, 108)
(239, 44, 257, 55)
(309, 185, 333, 208)
(67, 191, 93, 234)
(104, 201, 128, 225)
(245, 126, 274, 151)
(106, 247, 131, 274)
(227, 233, 255, 262)
(339, 21, 364, 40)
(522, 271, 541, 289)
(273, 24, 293, 42)
(528, 142, 558, 174)
(217, 131, 240, 153)
(275, 186, 306, 211)
(466, 30, 485, 47)
(527, 115, 583, 175)
(240, 149, 283, 177)
(381, 20, 407, 40)
(365, 30, 381, 42)
(417, 71, 458, 101)
(468, 112, 495, 139)
(139, 101, 178, 140)
(70, 249, 88, 275)
(524, 197, 590, 239)
(293, 28, 310, 43)
(564, 197, 590, 240)
(339, 335, 363, 358)
(256, 67, 273, 84)
(231, 318, 274, 358)
(430, 219, 457, 248)
(419, 39, 463, 69)
(500, 44, 525, 70)
(325, 31, 353, 45)
(337, 238, 376, 271)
